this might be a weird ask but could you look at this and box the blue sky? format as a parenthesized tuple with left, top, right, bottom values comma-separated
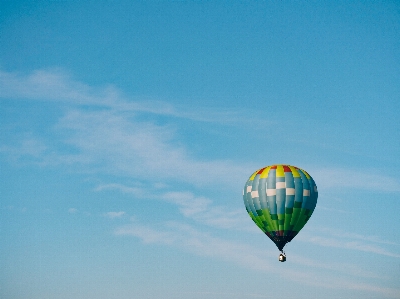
(1, 1, 399, 298)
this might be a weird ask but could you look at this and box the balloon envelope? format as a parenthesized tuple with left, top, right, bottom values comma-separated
(243, 165, 318, 251)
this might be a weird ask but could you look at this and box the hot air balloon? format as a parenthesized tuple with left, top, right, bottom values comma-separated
(243, 165, 318, 262)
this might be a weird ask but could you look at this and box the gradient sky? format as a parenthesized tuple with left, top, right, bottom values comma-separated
(1, 1, 400, 299)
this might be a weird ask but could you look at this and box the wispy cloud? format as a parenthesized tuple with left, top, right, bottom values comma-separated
(94, 183, 145, 197)
(309, 236, 400, 257)
(115, 223, 178, 245)
(161, 191, 211, 217)
(311, 227, 400, 246)
(95, 182, 254, 232)
(68, 208, 78, 214)
(287, 253, 385, 279)
(115, 221, 276, 270)
(309, 167, 400, 192)
(55, 108, 250, 187)
(2, 106, 250, 187)
(0, 134, 48, 163)
(104, 211, 126, 219)
(2, 68, 400, 298)
(2, 69, 400, 192)
(160, 190, 253, 231)
(317, 205, 351, 214)
(98, 180, 400, 264)
(298, 227, 400, 258)
(115, 221, 400, 298)
(171, 291, 276, 299)
(0, 69, 246, 123)
(0, 69, 117, 105)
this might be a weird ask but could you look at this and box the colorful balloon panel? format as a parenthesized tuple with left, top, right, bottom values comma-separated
(243, 165, 318, 251)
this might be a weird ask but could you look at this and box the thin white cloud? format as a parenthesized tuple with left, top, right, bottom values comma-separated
(311, 227, 400, 246)
(160, 190, 254, 231)
(115, 221, 276, 271)
(161, 191, 211, 217)
(104, 211, 126, 219)
(115, 224, 177, 245)
(0, 69, 117, 105)
(317, 205, 351, 214)
(287, 253, 385, 279)
(0, 134, 48, 163)
(309, 167, 400, 192)
(53, 108, 250, 187)
(96, 180, 400, 259)
(297, 227, 400, 258)
(0, 69, 246, 124)
(96, 178, 400, 261)
(95, 182, 254, 232)
(68, 208, 78, 214)
(2, 68, 399, 298)
(115, 221, 400, 298)
(94, 183, 145, 197)
(307, 236, 400, 258)
(2, 69, 400, 192)
(172, 291, 275, 299)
